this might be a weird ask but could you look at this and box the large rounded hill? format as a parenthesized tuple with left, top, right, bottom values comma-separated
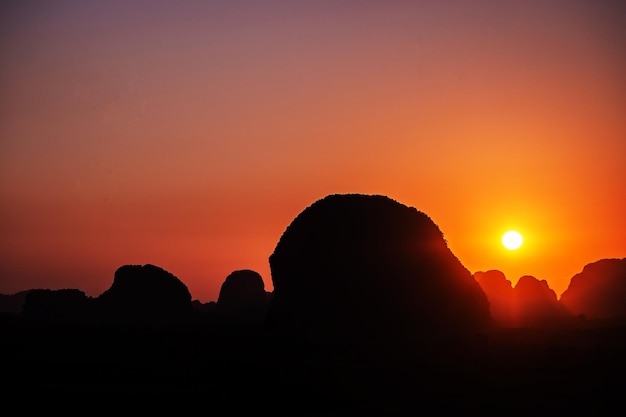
(266, 194, 491, 347)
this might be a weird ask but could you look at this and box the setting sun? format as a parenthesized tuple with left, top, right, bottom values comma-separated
(502, 231, 523, 250)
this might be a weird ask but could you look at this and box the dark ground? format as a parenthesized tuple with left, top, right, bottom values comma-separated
(2, 315, 625, 416)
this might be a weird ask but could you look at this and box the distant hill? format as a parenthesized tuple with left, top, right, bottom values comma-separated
(474, 270, 570, 327)
(16, 264, 195, 326)
(22, 288, 92, 322)
(560, 258, 626, 320)
(0, 290, 32, 315)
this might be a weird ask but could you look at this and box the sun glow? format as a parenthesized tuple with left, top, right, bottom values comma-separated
(502, 230, 523, 250)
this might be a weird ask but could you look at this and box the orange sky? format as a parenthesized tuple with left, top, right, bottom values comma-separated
(1, 1, 625, 302)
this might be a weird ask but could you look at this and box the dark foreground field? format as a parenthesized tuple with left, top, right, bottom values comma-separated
(2, 315, 625, 416)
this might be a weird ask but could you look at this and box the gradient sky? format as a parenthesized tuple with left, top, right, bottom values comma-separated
(2, 0, 625, 302)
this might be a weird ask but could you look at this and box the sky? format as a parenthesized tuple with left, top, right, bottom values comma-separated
(1, 0, 624, 303)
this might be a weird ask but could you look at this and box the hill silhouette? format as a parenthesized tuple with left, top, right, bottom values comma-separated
(475, 270, 570, 327)
(1, 197, 625, 413)
(0, 290, 32, 315)
(22, 288, 92, 323)
(215, 269, 270, 327)
(560, 258, 626, 320)
(15, 264, 195, 327)
(474, 270, 515, 324)
(266, 193, 491, 352)
(95, 264, 194, 326)
(514, 275, 570, 324)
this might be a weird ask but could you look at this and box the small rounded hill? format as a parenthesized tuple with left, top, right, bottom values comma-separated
(216, 269, 269, 325)
(97, 264, 193, 326)
(266, 194, 491, 346)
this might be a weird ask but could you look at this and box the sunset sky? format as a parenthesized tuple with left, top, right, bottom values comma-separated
(1, 0, 624, 303)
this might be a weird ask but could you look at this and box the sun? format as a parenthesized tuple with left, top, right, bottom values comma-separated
(502, 230, 523, 250)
